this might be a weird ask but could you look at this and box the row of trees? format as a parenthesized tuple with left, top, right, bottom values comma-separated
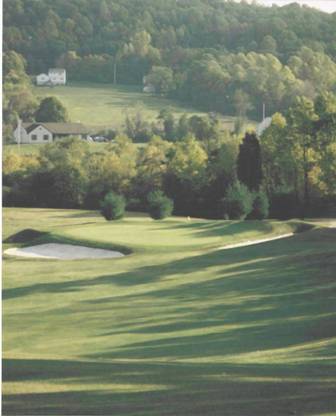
(4, 92, 336, 219)
(262, 93, 336, 217)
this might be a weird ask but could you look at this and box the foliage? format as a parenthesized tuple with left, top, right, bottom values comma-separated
(135, 136, 171, 197)
(4, 0, 336, 116)
(147, 190, 174, 220)
(100, 191, 125, 220)
(169, 135, 208, 186)
(237, 132, 262, 191)
(3, 90, 336, 219)
(3, 50, 37, 140)
(249, 191, 269, 220)
(35, 96, 68, 122)
(146, 66, 175, 95)
(261, 93, 336, 217)
(222, 181, 253, 220)
(124, 109, 152, 142)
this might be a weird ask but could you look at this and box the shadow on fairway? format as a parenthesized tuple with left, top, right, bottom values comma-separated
(3, 229, 335, 302)
(3, 357, 336, 416)
(155, 220, 276, 239)
(3, 228, 336, 415)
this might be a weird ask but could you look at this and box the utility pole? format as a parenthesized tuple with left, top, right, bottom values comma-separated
(262, 103, 266, 121)
(17, 116, 22, 152)
(113, 60, 117, 85)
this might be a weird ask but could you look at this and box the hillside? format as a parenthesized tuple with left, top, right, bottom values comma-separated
(32, 82, 240, 131)
(4, 0, 336, 118)
(3, 208, 336, 415)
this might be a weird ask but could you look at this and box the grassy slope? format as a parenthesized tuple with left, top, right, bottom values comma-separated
(3, 208, 336, 416)
(32, 82, 241, 130)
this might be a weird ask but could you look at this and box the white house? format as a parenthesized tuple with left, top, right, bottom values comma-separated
(14, 122, 90, 144)
(49, 68, 66, 85)
(36, 68, 66, 86)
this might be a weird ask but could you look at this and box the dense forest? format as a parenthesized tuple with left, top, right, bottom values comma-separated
(3, 0, 336, 117)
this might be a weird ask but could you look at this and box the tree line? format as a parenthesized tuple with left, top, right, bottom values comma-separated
(3, 0, 336, 119)
(4, 92, 336, 219)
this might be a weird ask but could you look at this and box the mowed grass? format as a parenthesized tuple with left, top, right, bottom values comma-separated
(32, 82, 241, 130)
(2, 208, 336, 415)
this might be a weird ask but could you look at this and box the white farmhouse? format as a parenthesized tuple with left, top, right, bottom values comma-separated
(14, 122, 89, 144)
(36, 68, 66, 86)
(48, 68, 66, 85)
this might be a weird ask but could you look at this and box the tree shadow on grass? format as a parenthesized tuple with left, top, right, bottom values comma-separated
(153, 220, 277, 239)
(3, 229, 335, 301)
(3, 229, 336, 415)
(3, 358, 336, 416)
(2, 246, 282, 300)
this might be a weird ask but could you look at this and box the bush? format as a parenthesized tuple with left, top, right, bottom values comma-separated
(100, 192, 125, 220)
(249, 191, 269, 219)
(147, 191, 174, 220)
(222, 181, 253, 220)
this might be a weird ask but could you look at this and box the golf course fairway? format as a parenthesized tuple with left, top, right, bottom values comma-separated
(2, 208, 336, 415)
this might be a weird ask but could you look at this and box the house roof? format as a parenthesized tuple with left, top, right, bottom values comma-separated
(23, 122, 89, 135)
(49, 68, 66, 74)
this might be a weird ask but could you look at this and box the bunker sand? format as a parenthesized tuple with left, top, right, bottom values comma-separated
(217, 233, 294, 250)
(4, 243, 124, 260)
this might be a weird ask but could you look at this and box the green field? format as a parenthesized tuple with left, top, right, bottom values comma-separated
(33, 82, 240, 131)
(3, 208, 336, 415)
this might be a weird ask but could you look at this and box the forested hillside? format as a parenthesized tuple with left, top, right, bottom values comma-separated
(4, 0, 336, 116)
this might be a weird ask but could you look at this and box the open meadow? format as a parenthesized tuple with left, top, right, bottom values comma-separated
(2, 208, 336, 415)
(32, 82, 241, 131)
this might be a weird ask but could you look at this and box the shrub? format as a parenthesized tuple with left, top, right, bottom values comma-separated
(100, 192, 125, 220)
(249, 191, 269, 219)
(222, 181, 253, 220)
(147, 190, 174, 220)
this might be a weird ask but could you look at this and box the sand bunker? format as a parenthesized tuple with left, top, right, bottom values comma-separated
(217, 233, 294, 250)
(4, 243, 125, 260)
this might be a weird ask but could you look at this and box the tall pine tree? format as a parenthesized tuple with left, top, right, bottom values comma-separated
(237, 132, 262, 191)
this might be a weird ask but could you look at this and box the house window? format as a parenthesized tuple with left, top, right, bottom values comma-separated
(43, 134, 49, 141)
(31, 134, 38, 141)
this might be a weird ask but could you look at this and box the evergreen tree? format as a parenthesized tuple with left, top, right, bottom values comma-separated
(237, 132, 262, 191)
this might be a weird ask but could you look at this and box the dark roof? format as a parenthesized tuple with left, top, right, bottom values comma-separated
(23, 122, 89, 135)
(49, 68, 66, 74)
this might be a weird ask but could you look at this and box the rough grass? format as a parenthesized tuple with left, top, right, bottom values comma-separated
(2, 208, 336, 416)
(32, 82, 243, 130)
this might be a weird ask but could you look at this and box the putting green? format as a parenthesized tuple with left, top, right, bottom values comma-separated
(3, 208, 336, 415)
